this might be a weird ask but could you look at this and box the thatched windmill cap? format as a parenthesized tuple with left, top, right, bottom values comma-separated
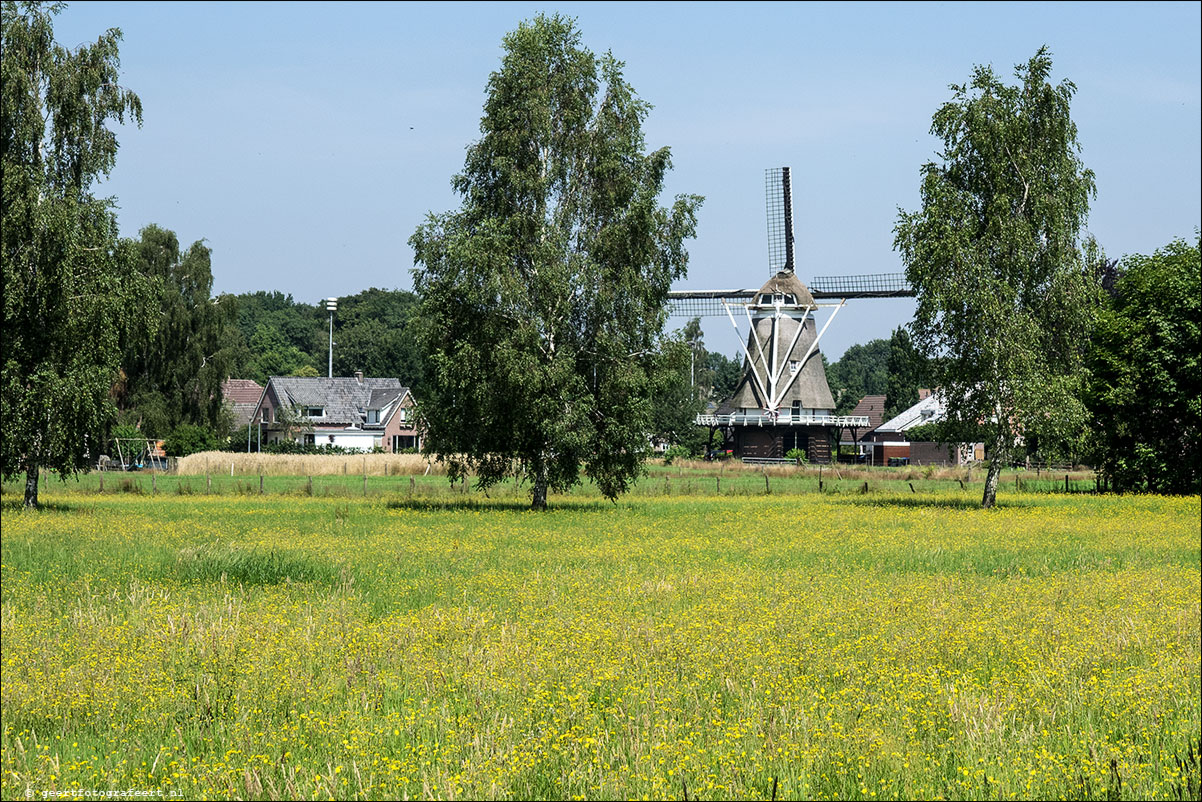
(753, 271, 816, 307)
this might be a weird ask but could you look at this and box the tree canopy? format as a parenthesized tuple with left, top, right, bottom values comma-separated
(117, 224, 238, 438)
(825, 339, 891, 415)
(2, 0, 148, 506)
(1087, 237, 1200, 493)
(895, 47, 1100, 508)
(884, 327, 926, 420)
(410, 14, 702, 508)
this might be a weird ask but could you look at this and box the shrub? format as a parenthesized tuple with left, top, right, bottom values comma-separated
(163, 424, 220, 457)
(662, 445, 692, 465)
(785, 447, 808, 465)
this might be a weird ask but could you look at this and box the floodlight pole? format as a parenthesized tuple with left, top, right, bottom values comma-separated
(326, 297, 338, 378)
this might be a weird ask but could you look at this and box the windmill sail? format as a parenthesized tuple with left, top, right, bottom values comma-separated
(765, 166, 795, 275)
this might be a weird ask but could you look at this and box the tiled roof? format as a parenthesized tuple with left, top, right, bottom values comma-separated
(267, 377, 405, 426)
(849, 395, 888, 430)
(222, 379, 265, 405)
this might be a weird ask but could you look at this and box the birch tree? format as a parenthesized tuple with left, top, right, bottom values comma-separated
(894, 47, 1100, 508)
(1, 1, 148, 507)
(410, 14, 702, 509)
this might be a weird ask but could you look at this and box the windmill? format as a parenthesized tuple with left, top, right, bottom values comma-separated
(667, 167, 915, 462)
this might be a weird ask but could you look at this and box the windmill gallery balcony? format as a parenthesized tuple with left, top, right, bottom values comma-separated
(696, 412, 870, 428)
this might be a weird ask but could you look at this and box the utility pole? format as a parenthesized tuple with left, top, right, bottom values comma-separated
(326, 297, 338, 378)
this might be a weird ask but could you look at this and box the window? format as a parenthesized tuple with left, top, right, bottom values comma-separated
(366, 409, 380, 424)
(302, 406, 324, 418)
(398, 408, 407, 422)
(789, 361, 801, 375)
(391, 434, 417, 452)
(303, 433, 315, 446)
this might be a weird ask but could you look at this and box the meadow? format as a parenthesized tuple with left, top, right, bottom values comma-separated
(1, 473, 1198, 800)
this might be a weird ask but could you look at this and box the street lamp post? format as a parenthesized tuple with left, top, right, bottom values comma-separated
(326, 297, 338, 378)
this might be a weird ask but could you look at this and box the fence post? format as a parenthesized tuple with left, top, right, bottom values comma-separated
(152, 473, 156, 495)
(716, 477, 721, 494)
(1065, 474, 1069, 493)
(819, 465, 823, 492)
(260, 472, 264, 494)
(764, 472, 770, 494)
(410, 476, 415, 495)
(307, 476, 312, 496)
(99, 473, 104, 493)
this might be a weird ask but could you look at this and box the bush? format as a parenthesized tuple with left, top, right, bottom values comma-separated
(785, 447, 808, 465)
(163, 424, 220, 457)
(662, 445, 692, 465)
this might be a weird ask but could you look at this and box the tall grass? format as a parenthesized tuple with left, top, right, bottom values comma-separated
(175, 451, 444, 476)
(1, 487, 1196, 800)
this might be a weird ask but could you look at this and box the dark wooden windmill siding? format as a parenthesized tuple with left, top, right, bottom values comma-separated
(734, 426, 832, 462)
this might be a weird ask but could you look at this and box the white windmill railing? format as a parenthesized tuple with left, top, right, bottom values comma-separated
(697, 412, 869, 427)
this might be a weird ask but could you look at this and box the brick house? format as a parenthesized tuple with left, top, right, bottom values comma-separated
(250, 373, 420, 452)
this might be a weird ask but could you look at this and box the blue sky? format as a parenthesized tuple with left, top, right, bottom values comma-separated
(52, 1, 1201, 359)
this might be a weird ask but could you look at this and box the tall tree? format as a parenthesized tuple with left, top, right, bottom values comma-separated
(2, 1, 148, 507)
(884, 326, 925, 420)
(119, 224, 237, 437)
(1087, 237, 1200, 493)
(895, 47, 1100, 508)
(410, 14, 702, 509)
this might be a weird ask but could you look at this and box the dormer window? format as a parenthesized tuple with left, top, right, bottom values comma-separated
(366, 409, 380, 424)
(302, 406, 324, 418)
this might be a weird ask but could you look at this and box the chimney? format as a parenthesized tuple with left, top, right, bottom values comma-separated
(918, 388, 931, 400)
(354, 370, 363, 384)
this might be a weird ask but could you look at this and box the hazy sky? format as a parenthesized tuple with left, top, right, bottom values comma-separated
(52, 1, 1201, 360)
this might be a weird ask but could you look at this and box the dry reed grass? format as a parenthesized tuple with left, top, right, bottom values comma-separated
(175, 451, 446, 477)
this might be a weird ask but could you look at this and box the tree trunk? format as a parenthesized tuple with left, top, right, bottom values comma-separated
(531, 480, 547, 510)
(23, 462, 39, 509)
(981, 437, 1005, 509)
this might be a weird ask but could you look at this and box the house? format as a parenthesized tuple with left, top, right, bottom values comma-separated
(858, 389, 983, 466)
(250, 373, 420, 452)
(221, 379, 266, 430)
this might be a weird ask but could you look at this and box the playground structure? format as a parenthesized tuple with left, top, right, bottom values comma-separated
(98, 437, 170, 472)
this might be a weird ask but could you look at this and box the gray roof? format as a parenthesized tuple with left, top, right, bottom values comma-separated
(266, 377, 406, 426)
(876, 392, 946, 432)
(369, 387, 404, 408)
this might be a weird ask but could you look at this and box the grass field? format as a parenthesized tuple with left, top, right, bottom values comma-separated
(1, 476, 1198, 800)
